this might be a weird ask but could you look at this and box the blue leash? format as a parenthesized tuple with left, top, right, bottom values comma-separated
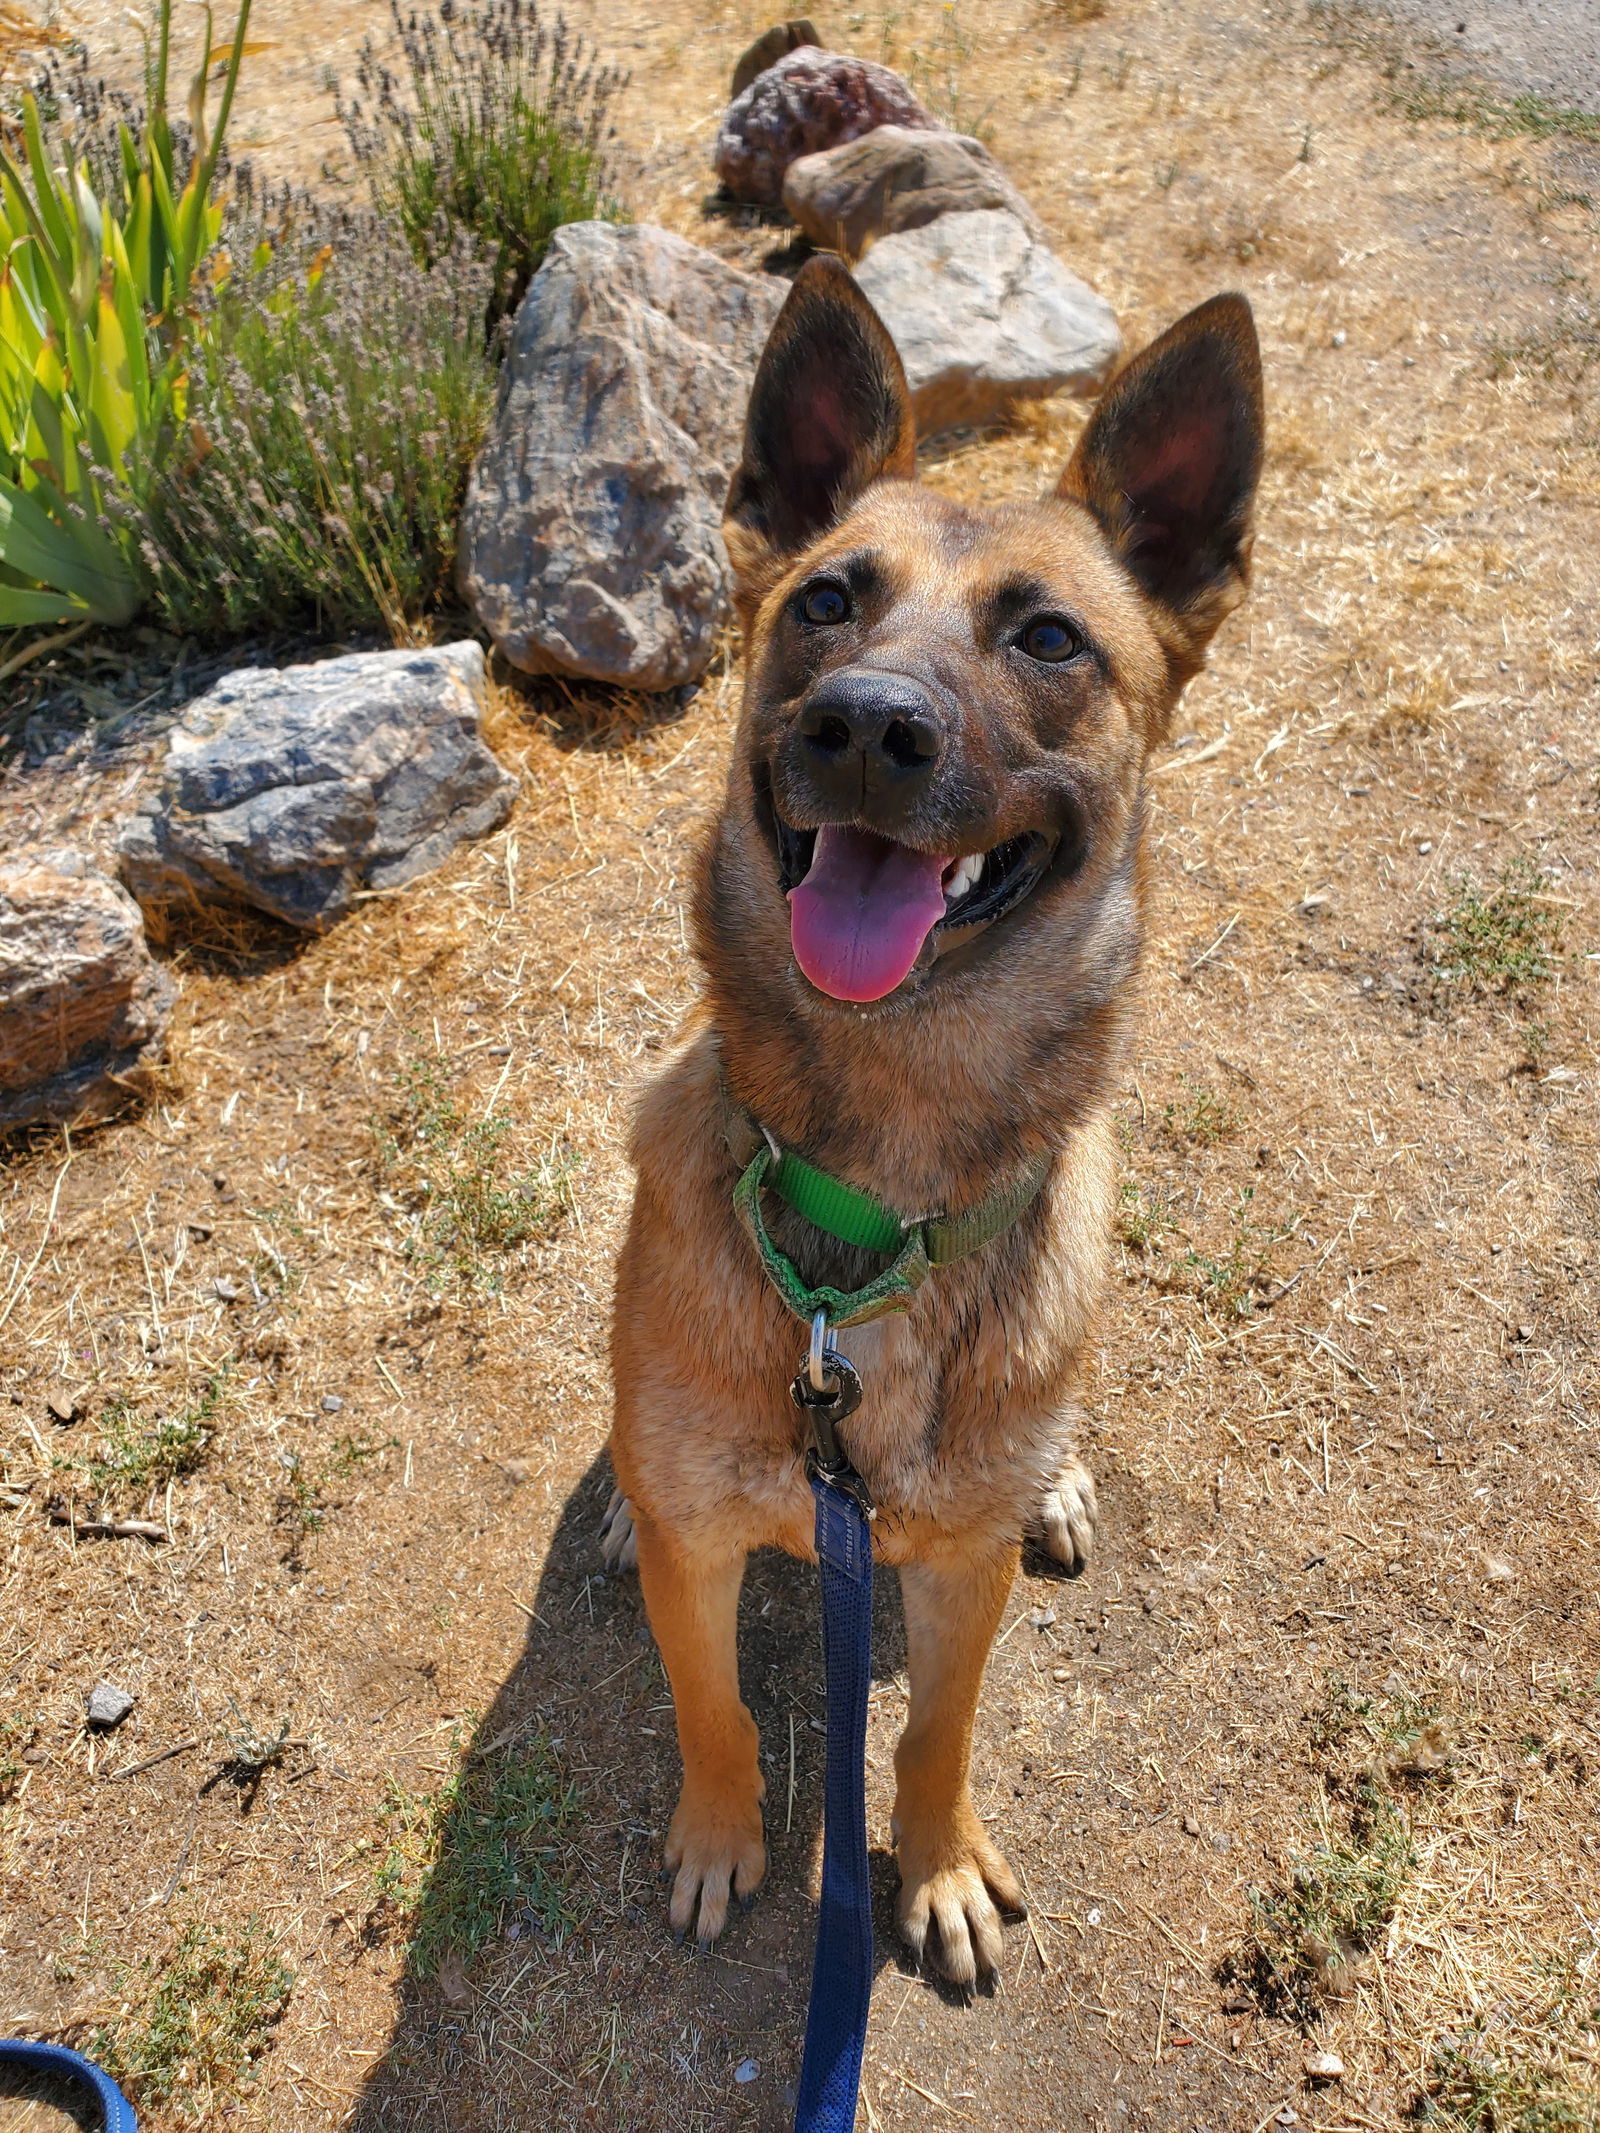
(790, 1319, 876, 2133)
(0, 2040, 138, 2129)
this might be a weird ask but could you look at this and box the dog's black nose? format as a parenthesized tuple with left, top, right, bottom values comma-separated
(796, 671, 943, 805)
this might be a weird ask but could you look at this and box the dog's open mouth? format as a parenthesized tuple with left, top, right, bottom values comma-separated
(774, 815, 1055, 1002)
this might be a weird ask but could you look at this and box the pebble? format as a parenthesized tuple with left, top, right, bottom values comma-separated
(1330, 330, 1347, 347)
(1418, 840, 1433, 854)
(1304, 2049, 1345, 2080)
(46, 1390, 82, 1424)
(1031, 1608, 1057, 1630)
(1485, 1555, 1516, 1584)
(1182, 1814, 1201, 1836)
(87, 1682, 134, 1728)
(212, 1277, 241, 1302)
(321, 1394, 345, 1414)
(735, 2059, 760, 2084)
(1051, 1666, 1071, 1683)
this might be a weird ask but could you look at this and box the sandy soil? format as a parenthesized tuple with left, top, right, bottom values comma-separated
(2, 1, 1598, 2130)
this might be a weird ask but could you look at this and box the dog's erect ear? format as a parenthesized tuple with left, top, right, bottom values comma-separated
(724, 254, 915, 603)
(1059, 292, 1263, 661)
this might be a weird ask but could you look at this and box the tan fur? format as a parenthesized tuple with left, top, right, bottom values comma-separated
(608, 262, 1263, 1983)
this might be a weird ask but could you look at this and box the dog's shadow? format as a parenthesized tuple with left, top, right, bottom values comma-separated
(349, 1450, 928, 2132)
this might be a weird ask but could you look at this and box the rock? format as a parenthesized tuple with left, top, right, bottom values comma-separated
(855, 209, 1122, 434)
(730, 18, 819, 100)
(117, 643, 513, 932)
(714, 46, 938, 207)
(782, 124, 1043, 259)
(1485, 1554, 1516, 1584)
(87, 1682, 135, 1728)
(459, 223, 785, 691)
(0, 847, 174, 1132)
(1304, 2049, 1345, 2081)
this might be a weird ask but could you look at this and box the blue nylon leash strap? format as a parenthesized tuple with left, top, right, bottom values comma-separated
(793, 1472, 875, 2133)
(0, 2039, 138, 2130)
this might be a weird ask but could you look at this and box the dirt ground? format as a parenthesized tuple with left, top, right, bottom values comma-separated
(3, 0, 1599, 2128)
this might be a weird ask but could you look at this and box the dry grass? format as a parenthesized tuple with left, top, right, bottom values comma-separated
(2, 0, 1598, 2126)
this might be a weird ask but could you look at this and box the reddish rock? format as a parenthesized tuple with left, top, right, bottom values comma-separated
(714, 46, 939, 207)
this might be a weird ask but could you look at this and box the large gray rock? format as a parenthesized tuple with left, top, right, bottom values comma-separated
(782, 125, 1042, 259)
(0, 846, 174, 1131)
(854, 209, 1122, 434)
(117, 642, 514, 932)
(714, 46, 938, 207)
(458, 223, 786, 692)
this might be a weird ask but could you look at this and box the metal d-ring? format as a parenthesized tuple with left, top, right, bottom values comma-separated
(808, 1307, 831, 1393)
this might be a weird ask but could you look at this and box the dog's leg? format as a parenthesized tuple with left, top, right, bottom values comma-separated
(893, 1543, 1025, 1986)
(1036, 1457, 1098, 1575)
(632, 1508, 766, 1949)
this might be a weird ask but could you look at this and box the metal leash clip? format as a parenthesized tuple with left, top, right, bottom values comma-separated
(790, 1308, 874, 1518)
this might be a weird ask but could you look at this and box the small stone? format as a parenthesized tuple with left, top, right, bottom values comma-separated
(781, 123, 1042, 259)
(1182, 1814, 1201, 1836)
(87, 1682, 135, 1729)
(1330, 330, 1347, 347)
(321, 1394, 345, 1414)
(1485, 1555, 1516, 1584)
(1031, 1607, 1057, 1630)
(1277, 2110, 1301, 2127)
(1418, 839, 1433, 854)
(0, 847, 174, 1131)
(211, 1277, 242, 1303)
(1211, 1831, 1235, 1853)
(1051, 1666, 1071, 1683)
(734, 2059, 760, 2084)
(459, 223, 784, 691)
(118, 643, 513, 932)
(46, 1391, 83, 1425)
(1304, 2049, 1345, 2081)
(854, 209, 1121, 435)
(714, 46, 938, 206)
(729, 18, 819, 99)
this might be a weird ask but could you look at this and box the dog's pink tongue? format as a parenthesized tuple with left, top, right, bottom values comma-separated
(789, 825, 951, 1002)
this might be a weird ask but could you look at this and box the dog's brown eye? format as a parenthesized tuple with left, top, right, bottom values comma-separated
(1020, 617, 1083, 663)
(799, 581, 851, 626)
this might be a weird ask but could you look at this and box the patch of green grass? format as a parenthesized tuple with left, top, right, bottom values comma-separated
(1249, 1777, 1415, 2011)
(1116, 1176, 1176, 1254)
(1183, 1187, 1297, 1320)
(86, 1375, 229, 1498)
(1421, 1974, 1600, 2129)
(1490, 278, 1600, 389)
(1161, 1075, 1237, 1147)
(276, 1432, 398, 1551)
(338, 0, 627, 331)
(93, 1916, 292, 2117)
(373, 1721, 576, 1969)
(1385, 70, 1600, 148)
(375, 1057, 579, 1290)
(1422, 858, 1568, 1002)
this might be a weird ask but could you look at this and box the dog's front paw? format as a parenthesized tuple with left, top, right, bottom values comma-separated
(665, 1785, 766, 1951)
(895, 1815, 1024, 1988)
(1037, 1457, 1097, 1576)
(598, 1485, 638, 1573)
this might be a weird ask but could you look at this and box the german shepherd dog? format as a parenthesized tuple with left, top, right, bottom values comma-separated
(603, 258, 1263, 1985)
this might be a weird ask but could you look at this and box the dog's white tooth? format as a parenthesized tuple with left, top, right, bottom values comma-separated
(946, 854, 982, 902)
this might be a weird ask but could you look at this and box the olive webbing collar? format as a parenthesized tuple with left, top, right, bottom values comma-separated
(726, 1099, 1050, 1330)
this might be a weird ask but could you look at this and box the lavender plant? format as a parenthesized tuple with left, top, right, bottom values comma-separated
(337, 0, 626, 329)
(143, 184, 496, 636)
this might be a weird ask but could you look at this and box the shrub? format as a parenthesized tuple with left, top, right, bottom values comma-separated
(338, 0, 627, 330)
(0, 0, 249, 627)
(143, 184, 497, 636)
(93, 1915, 292, 2116)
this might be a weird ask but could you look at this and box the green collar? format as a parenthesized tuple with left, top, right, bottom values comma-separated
(727, 1104, 1050, 1330)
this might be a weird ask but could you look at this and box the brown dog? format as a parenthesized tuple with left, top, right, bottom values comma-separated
(604, 258, 1263, 1985)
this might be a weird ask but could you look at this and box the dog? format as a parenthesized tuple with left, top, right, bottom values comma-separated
(602, 257, 1263, 1986)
